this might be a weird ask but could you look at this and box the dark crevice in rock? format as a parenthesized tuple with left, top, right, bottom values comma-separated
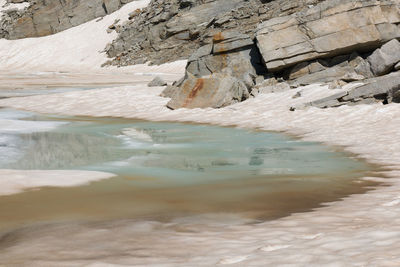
(105, 0, 325, 66)
(249, 41, 267, 76)
(101, 2, 108, 14)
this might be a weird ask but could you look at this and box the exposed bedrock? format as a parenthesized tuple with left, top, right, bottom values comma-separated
(367, 39, 400, 76)
(298, 71, 400, 110)
(165, 0, 400, 109)
(165, 31, 265, 109)
(256, 0, 400, 72)
(105, 0, 325, 66)
(0, 0, 136, 39)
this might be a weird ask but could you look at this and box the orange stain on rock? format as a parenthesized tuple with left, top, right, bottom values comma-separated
(183, 78, 204, 107)
(213, 32, 224, 43)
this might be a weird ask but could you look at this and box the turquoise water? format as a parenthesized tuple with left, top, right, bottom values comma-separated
(1, 110, 366, 182)
(0, 108, 374, 228)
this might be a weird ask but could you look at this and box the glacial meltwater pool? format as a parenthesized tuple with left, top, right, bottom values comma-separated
(0, 108, 377, 231)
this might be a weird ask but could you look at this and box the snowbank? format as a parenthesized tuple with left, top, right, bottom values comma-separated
(0, 0, 151, 73)
(0, 169, 115, 196)
(0, 108, 116, 196)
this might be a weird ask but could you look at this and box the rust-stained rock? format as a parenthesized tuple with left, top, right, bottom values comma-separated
(166, 73, 248, 109)
(165, 30, 264, 109)
(212, 31, 254, 54)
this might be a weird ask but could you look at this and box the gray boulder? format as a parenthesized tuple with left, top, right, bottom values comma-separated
(308, 91, 349, 109)
(160, 85, 180, 99)
(343, 71, 400, 102)
(186, 31, 260, 82)
(302, 71, 400, 109)
(367, 39, 400, 76)
(148, 76, 167, 87)
(166, 30, 264, 109)
(349, 53, 374, 79)
(166, 73, 248, 109)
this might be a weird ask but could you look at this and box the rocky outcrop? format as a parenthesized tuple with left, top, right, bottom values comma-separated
(284, 52, 372, 86)
(5, 0, 399, 110)
(105, 0, 325, 66)
(163, 0, 400, 109)
(300, 71, 400, 109)
(367, 39, 400, 76)
(166, 73, 250, 109)
(256, 0, 400, 72)
(164, 31, 265, 109)
(0, 0, 135, 39)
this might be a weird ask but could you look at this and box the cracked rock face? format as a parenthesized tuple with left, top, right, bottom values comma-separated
(164, 0, 400, 109)
(300, 71, 400, 109)
(105, 0, 325, 66)
(3, 0, 400, 111)
(255, 0, 400, 72)
(164, 30, 264, 109)
(367, 39, 400, 76)
(0, 0, 136, 39)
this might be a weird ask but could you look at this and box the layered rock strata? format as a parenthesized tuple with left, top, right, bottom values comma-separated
(163, 0, 400, 109)
(300, 71, 400, 109)
(0, 0, 135, 39)
(165, 31, 264, 109)
(256, 0, 400, 72)
(105, 0, 325, 66)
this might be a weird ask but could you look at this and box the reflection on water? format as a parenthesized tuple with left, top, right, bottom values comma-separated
(0, 108, 377, 231)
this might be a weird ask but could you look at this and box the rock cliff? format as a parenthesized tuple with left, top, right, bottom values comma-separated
(101, 0, 400, 109)
(0, 0, 136, 39)
(150, 0, 400, 109)
(105, 0, 325, 66)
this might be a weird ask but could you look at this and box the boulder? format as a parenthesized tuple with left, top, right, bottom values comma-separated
(186, 31, 261, 81)
(349, 53, 374, 78)
(167, 30, 264, 109)
(308, 91, 349, 109)
(166, 73, 249, 109)
(343, 71, 400, 102)
(256, 0, 400, 72)
(160, 85, 180, 98)
(367, 39, 400, 76)
(148, 76, 168, 87)
(302, 71, 400, 109)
